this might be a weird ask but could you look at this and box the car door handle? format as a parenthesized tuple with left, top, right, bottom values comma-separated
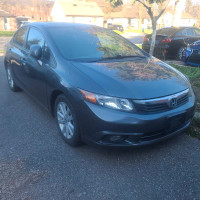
(20, 57, 26, 66)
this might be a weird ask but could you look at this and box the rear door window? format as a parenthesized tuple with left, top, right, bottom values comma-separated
(194, 28, 200, 36)
(13, 27, 28, 47)
(176, 29, 187, 36)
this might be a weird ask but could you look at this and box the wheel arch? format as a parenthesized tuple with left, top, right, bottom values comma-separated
(50, 89, 64, 117)
(4, 58, 9, 68)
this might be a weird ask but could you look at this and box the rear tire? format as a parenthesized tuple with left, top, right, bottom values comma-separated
(6, 64, 21, 92)
(176, 47, 185, 60)
(55, 94, 82, 147)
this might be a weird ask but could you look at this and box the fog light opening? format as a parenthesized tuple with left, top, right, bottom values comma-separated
(109, 135, 123, 143)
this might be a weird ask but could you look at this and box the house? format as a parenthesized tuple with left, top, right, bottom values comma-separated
(106, 5, 150, 30)
(159, 11, 196, 28)
(51, 0, 104, 27)
(0, 0, 53, 30)
(179, 12, 196, 27)
(0, 9, 17, 31)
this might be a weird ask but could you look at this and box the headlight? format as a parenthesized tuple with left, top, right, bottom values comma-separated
(80, 89, 134, 111)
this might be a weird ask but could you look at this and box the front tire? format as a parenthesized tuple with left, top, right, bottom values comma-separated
(55, 95, 82, 147)
(6, 64, 21, 92)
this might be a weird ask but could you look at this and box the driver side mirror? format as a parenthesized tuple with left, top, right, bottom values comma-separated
(30, 44, 42, 60)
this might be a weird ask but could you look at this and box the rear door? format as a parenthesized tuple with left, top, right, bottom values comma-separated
(10, 26, 29, 87)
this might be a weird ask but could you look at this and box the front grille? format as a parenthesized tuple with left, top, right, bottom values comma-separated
(192, 50, 199, 55)
(133, 89, 189, 114)
(177, 93, 188, 106)
(134, 103, 169, 113)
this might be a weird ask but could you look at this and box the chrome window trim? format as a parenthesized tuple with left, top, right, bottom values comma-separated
(133, 89, 189, 105)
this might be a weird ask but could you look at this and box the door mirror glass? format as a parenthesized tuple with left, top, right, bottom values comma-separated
(30, 44, 42, 60)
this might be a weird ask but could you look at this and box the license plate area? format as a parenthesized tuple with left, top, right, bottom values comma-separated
(167, 113, 186, 132)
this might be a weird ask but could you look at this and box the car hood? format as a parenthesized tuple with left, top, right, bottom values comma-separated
(72, 57, 189, 99)
(190, 40, 200, 50)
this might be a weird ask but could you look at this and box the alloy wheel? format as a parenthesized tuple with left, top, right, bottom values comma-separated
(57, 102, 75, 139)
(178, 47, 185, 60)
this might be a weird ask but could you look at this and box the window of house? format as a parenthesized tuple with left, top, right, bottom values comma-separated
(4, 18, 8, 23)
(13, 27, 28, 47)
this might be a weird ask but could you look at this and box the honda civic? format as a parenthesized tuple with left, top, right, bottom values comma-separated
(4, 22, 196, 147)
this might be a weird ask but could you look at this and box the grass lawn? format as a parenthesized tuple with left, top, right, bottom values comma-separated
(171, 64, 200, 140)
(136, 44, 142, 49)
(125, 29, 152, 34)
(0, 31, 15, 37)
(113, 29, 152, 35)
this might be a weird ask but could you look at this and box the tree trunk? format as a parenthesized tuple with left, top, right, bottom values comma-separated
(149, 20, 157, 56)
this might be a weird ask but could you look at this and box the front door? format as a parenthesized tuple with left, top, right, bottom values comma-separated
(21, 27, 47, 106)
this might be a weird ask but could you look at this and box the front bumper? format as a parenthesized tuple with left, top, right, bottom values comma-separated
(78, 95, 196, 147)
(182, 49, 200, 66)
(182, 49, 191, 62)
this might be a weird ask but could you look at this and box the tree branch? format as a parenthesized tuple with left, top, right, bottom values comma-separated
(136, 0, 154, 19)
(136, 0, 149, 10)
(155, 0, 170, 21)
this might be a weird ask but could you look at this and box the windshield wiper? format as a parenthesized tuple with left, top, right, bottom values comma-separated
(97, 55, 146, 61)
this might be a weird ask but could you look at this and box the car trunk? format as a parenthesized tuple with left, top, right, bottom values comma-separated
(144, 34, 169, 46)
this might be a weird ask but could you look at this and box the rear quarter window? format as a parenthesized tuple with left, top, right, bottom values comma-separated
(13, 27, 28, 47)
(157, 28, 179, 36)
(194, 28, 200, 36)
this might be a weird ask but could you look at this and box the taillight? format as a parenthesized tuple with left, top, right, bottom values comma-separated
(143, 37, 148, 42)
(160, 38, 173, 43)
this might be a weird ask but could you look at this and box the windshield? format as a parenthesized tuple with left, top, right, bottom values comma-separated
(157, 28, 180, 36)
(47, 26, 146, 61)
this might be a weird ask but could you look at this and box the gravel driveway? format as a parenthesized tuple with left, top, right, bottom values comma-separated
(0, 53, 200, 199)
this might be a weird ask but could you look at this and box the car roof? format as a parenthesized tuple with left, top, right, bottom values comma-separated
(24, 22, 96, 29)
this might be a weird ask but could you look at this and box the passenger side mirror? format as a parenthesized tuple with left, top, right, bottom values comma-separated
(30, 44, 42, 60)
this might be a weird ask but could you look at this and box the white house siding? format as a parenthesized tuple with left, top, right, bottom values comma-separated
(130, 19, 139, 29)
(74, 17, 103, 27)
(179, 19, 196, 27)
(51, 1, 104, 27)
(51, 0, 66, 22)
(96, 17, 103, 27)
(143, 19, 151, 29)
(162, 12, 173, 27)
